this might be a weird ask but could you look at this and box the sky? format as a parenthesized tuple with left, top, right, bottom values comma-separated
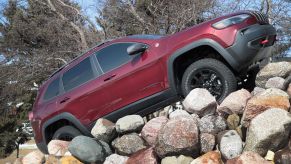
(74, 0, 98, 21)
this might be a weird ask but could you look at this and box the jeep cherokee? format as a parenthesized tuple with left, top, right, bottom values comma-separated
(29, 10, 276, 153)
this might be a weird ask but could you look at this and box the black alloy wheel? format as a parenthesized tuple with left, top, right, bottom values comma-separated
(181, 58, 237, 102)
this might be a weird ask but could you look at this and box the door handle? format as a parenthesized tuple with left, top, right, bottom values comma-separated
(104, 74, 116, 81)
(60, 97, 70, 104)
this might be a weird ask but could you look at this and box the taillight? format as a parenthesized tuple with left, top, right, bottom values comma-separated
(28, 111, 33, 121)
(212, 14, 251, 29)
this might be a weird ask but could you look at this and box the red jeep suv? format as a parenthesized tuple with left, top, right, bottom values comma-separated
(30, 11, 276, 153)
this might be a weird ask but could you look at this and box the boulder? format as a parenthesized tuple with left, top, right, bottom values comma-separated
(141, 116, 168, 146)
(226, 114, 240, 130)
(199, 115, 227, 134)
(274, 149, 291, 164)
(183, 88, 217, 117)
(264, 150, 275, 161)
(265, 77, 285, 89)
(155, 116, 199, 158)
(177, 155, 194, 164)
(252, 87, 266, 96)
(116, 115, 144, 134)
(161, 155, 193, 164)
(103, 154, 128, 164)
(47, 140, 70, 157)
(218, 130, 243, 160)
(191, 151, 223, 164)
(218, 89, 251, 115)
(45, 155, 59, 164)
(169, 110, 191, 119)
(226, 151, 271, 164)
(287, 84, 291, 96)
(126, 147, 158, 164)
(283, 74, 291, 90)
(161, 156, 178, 164)
(91, 118, 116, 143)
(68, 136, 111, 163)
(200, 133, 215, 154)
(244, 108, 291, 156)
(241, 88, 290, 127)
(60, 156, 82, 164)
(256, 61, 291, 88)
(112, 133, 146, 156)
(274, 139, 291, 164)
(191, 113, 200, 122)
(22, 150, 45, 164)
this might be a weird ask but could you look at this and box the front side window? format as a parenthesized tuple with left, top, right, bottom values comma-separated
(96, 43, 134, 73)
(62, 58, 94, 91)
(44, 77, 60, 100)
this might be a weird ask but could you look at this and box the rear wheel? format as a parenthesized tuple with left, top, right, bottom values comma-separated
(181, 58, 237, 102)
(52, 126, 81, 141)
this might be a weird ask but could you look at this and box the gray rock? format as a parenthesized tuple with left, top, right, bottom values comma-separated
(103, 154, 128, 164)
(155, 116, 199, 158)
(116, 115, 144, 134)
(183, 88, 217, 117)
(112, 133, 146, 156)
(199, 115, 227, 134)
(256, 61, 291, 88)
(91, 118, 116, 143)
(169, 110, 191, 119)
(265, 77, 285, 89)
(218, 130, 243, 160)
(252, 87, 266, 96)
(244, 108, 291, 156)
(200, 133, 215, 153)
(283, 74, 291, 90)
(100, 140, 112, 155)
(68, 136, 110, 163)
(218, 89, 251, 115)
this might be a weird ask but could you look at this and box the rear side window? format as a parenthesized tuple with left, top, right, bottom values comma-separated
(44, 77, 60, 100)
(62, 58, 94, 91)
(96, 43, 134, 73)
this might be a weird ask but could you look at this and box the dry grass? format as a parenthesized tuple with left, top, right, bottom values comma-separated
(0, 140, 37, 164)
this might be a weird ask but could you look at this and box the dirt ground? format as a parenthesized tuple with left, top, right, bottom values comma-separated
(0, 139, 37, 164)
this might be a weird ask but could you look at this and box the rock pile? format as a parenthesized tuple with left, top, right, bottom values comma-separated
(17, 61, 291, 163)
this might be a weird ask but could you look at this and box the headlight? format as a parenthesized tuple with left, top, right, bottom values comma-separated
(212, 14, 250, 29)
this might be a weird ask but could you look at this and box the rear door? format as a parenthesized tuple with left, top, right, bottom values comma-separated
(58, 56, 111, 125)
(38, 77, 61, 121)
(95, 42, 164, 114)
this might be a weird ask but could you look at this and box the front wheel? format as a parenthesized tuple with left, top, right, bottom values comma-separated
(181, 58, 237, 102)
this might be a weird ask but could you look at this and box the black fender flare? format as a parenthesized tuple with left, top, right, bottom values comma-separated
(167, 38, 239, 93)
(40, 112, 92, 153)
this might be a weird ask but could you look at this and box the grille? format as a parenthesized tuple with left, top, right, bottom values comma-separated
(249, 11, 269, 24)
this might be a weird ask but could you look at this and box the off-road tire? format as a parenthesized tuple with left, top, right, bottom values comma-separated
(181, 58, 237, 102)
(52, 126, 81, 141)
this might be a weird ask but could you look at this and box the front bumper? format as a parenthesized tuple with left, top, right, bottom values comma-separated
(226, 24, 276, 72)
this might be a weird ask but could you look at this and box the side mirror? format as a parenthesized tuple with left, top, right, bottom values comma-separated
(127, 43, 148, 56)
